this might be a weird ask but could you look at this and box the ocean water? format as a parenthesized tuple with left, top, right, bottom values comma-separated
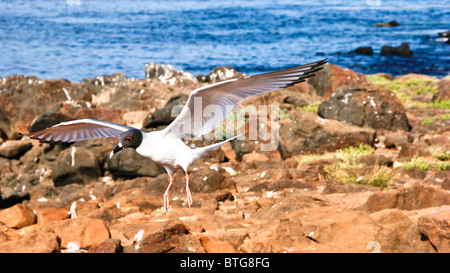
(0, 0, 449, 82)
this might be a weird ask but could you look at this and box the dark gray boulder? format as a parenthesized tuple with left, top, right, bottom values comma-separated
(51, 146, 101, 186)
(318, 87, 411, 131)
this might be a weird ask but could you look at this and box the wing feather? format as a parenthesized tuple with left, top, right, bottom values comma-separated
(23, 119, 136, 143)
(164, 59, 327, 138)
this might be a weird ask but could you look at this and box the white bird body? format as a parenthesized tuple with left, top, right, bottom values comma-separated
(22, 59, 327, 213)
(136, 131, 198, 172)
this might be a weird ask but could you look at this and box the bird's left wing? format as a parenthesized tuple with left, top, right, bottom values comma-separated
(164, 59, 327, 139)
(21, 119, 136, 143)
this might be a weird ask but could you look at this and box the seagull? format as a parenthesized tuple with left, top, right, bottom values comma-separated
(21, 59, 327, 213)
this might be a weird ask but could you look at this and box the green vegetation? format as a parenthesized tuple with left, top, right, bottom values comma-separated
(367, 75, 442, 109)
(280, 108, 291, 120)
(295, 152, 334, 165)
(437, 162, 450, 171)
(404, 156, 433, 171)
(298, 102, 320, 113)
(426, 99, 450, 109)
(421, 113, 450, 126)
(294, 143, 373, 166)
(431, 148, 450, 161)
(335, 143, 374, 162)
(295, 143, 392, 188)
(325, 164, 394, 189)
(367, 75, 438, 96)
(404, 156, 449, 171)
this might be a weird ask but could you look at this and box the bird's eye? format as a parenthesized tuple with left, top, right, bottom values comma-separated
(125, 137, 133, 142)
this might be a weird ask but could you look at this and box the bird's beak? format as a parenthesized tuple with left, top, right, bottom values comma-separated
(110, 143, 123, 159)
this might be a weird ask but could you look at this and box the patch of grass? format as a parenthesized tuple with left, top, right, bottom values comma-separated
(280, 108, 291, 120)
(404, 156, 449, 171)
(421, 113, 450, 125)
(368, 75, 438, 95)
(425, 99, 450, 109)
(422, 118, 433, 126)
(405, 156, 433, 171)
(295, 153, 334, 165)
(335, 143, 374, 162)
(437, 162, 450, 171)
(298, 102, 320, 113)
(294, 143, 374, 166)
(295, 143, 392, 188)
(368, 75, 439, 108)
(325, 164, 394, 189)
(431, 149, 450, 161)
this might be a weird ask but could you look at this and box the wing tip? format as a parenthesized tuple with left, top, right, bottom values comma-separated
(282, 60, 327, 88)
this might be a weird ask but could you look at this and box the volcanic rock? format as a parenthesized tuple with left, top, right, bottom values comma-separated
(201, 66, 245, 83)
(51, 146, 101, 186)
(278, 110, 375, 158)
(143, 94, 188, 128)
(432, 78, 450, 102)
(0, 203, 36, 228)
(306, 63, 373, 99)
(418, 217, 450, 253)
(350, 46, 374, 55)
(318, 87, 411, 131)
(0, 75, 92, 140)
(360, 184, 450, 212)
(108, 148, 165, 178)
(0, 140, 32, 159)
(0, 229, 60, 253)
(50, 217, 110, 249)
(374, 20, 400, 27)
(144, 63, 199, 90)
(381, 42, 413, 57)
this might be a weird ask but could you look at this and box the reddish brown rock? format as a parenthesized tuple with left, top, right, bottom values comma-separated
(0, 75, 92, 140)
(306, 63, 372, 99)
(360, 184, 450, 213)
(432, 79, 450, 102)
(137, 220, 204, 253)
(369, 209, 410, 227)
(418, 217, 450, 253)
(34, 207, 69, 226)
(200, 235, 237, 253)
(90, 239, 123, 253)
(28, 101, 123, 133)
(0, 140, 32, 159)
(50, 218, 110, 249)
(242, 153, 269, 163)
(0, 230, 60, 253)
(375, 219, 436, 253)
(0, 204, 36, 229)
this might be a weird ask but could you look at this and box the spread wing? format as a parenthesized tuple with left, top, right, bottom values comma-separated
(164, 59, 327, 139)
(21, 119, 136, 143)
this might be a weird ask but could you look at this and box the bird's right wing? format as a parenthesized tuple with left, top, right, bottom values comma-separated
(21, 119, 136, 143)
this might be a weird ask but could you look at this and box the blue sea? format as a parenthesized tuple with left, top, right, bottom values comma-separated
(0, 0, 449, 82)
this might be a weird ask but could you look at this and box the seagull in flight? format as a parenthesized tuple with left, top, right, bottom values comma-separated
(21, 59, 327, 213)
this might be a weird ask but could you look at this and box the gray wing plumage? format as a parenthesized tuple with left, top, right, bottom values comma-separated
(164, 59, 327, 139)
(22, 119, 136, 143)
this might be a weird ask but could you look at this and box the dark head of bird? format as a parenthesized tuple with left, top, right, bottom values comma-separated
(110, 129, 143, 159)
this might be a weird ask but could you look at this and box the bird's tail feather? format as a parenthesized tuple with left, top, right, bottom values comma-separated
(197, 133, 244, 156)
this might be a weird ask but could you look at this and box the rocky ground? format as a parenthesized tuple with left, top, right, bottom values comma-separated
(0, 63, 449, 253)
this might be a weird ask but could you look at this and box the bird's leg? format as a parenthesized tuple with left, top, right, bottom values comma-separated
(164, 174, 174, 213)
(185, 172, 193, 207)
